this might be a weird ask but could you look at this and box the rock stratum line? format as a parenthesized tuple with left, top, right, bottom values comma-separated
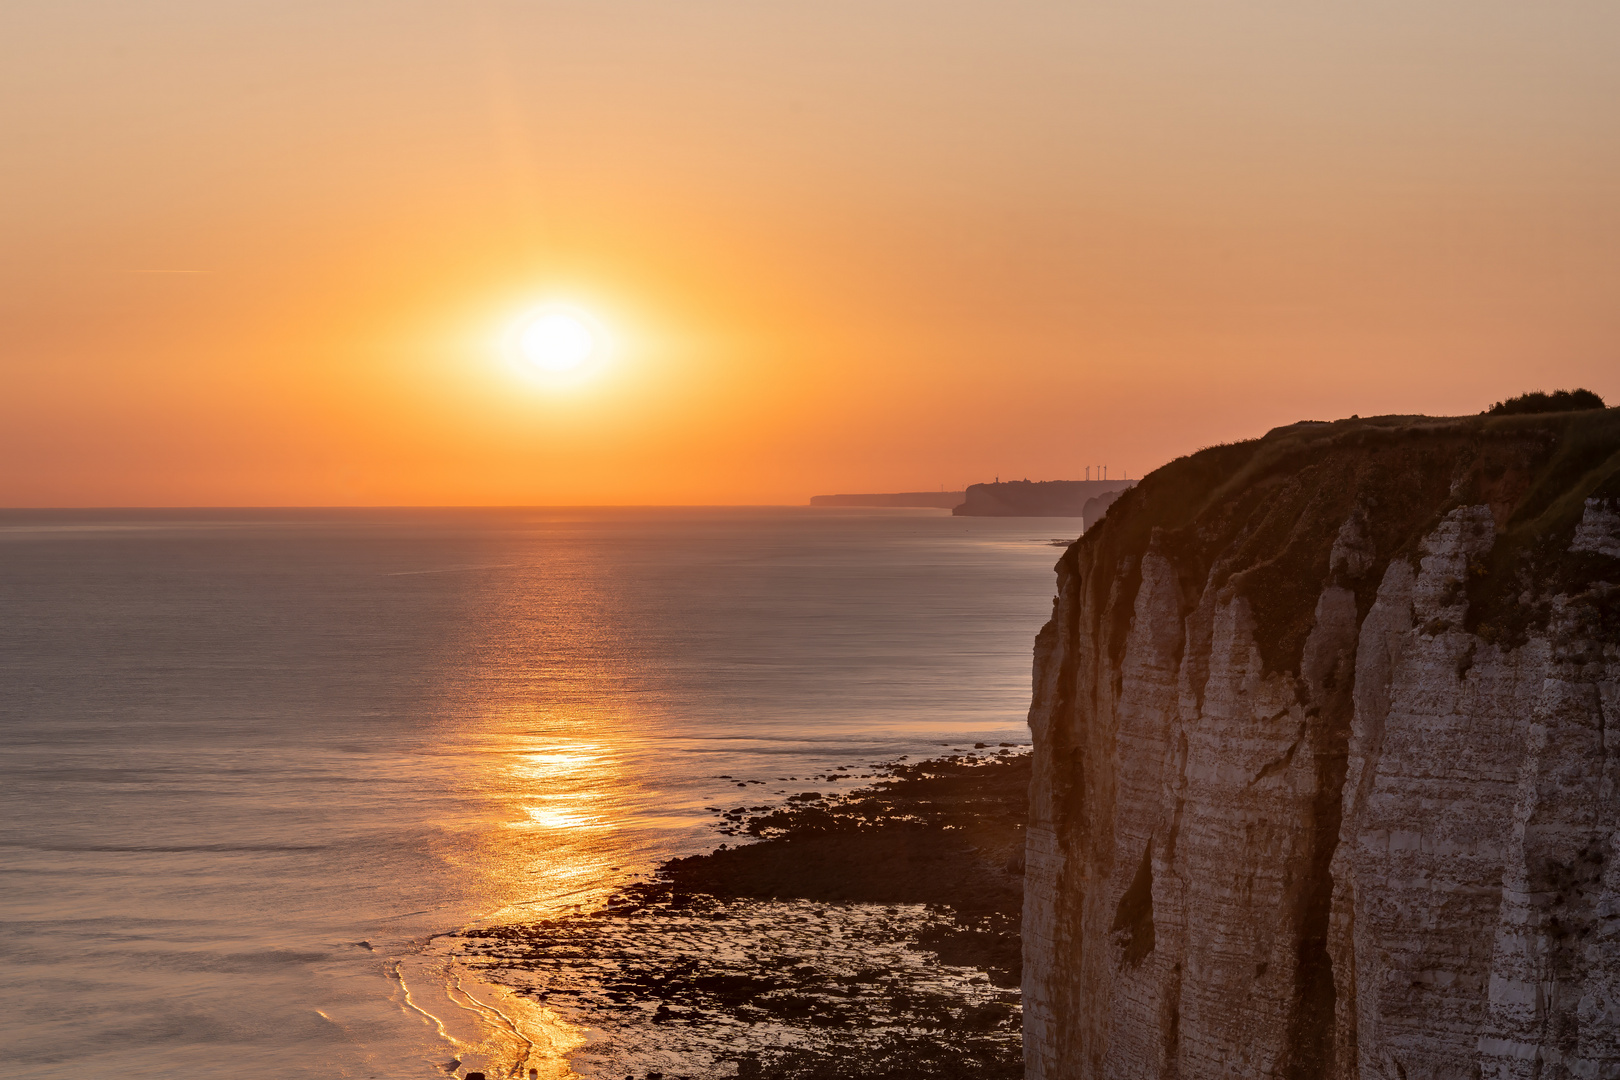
(1024, 410, 1620, 1080)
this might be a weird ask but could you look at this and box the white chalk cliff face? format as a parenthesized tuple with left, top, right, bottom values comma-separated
(1024, 414, 1620, 1080)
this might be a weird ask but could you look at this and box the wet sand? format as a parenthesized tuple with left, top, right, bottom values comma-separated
(448, 750, 1029, 1079)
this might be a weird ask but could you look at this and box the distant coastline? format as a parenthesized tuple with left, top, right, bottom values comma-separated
(951, 479, 1134, 519)
(808, 480, 1138, 522)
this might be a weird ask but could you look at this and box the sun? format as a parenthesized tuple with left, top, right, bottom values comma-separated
(509, 307, 605, 377)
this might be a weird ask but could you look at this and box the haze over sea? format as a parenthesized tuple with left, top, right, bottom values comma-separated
(0, 507, 1060, 1078)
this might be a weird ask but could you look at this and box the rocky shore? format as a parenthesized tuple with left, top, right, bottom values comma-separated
(450, 750, 1030, 1079)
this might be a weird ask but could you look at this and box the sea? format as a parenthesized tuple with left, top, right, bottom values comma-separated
(0, 507, 1066, 1078)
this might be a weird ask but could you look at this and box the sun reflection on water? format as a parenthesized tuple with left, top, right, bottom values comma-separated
(480, 735, 635, 916)
(420, 731, 642, 1077)
(510, 745, 615, 832)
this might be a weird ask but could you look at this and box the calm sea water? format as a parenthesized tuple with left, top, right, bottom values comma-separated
(0, 507, 1064, 1078)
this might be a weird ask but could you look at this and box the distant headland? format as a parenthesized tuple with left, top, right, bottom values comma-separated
(952, 478, 1135, 519)
(808, 479, 1138, 522)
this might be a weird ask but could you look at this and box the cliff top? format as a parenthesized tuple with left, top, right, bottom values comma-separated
(1070, 403, 1620, 677)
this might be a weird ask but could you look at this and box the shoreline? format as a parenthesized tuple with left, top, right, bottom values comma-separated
(448, 749, 1030, 1078)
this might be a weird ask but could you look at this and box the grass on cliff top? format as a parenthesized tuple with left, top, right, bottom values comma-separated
(1116, 408, 1620, 539)
(1074, 407, 1620, 675)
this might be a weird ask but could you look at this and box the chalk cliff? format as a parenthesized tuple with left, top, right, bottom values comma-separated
(1024, 410, 1620, 1079)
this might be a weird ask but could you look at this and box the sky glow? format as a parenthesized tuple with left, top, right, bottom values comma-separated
(2, 1, 1617, 505)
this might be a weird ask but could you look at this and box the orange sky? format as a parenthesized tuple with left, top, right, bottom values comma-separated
(4, 1, 1618, 506)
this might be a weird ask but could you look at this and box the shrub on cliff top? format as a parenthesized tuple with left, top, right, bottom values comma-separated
(1485, 388, 1605, 416)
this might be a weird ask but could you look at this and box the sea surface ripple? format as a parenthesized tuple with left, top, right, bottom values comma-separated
(0, 507, 1064, 1078)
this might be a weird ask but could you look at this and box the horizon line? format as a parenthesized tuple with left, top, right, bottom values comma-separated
(0, 502, 962, 512)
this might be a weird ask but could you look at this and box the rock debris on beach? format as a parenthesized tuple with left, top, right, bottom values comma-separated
(446, 752, 1030, 1079)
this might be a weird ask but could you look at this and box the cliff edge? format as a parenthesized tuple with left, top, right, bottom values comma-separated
(1025, 408, 1620, 1079)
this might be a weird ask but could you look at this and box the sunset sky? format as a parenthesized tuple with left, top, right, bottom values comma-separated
(4, 0, 1617, 506)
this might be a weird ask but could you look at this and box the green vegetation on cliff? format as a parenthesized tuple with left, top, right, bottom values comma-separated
(1068, 405, 1620, 677)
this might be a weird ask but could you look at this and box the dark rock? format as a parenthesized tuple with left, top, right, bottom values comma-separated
(952, 477, 1133, 517)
